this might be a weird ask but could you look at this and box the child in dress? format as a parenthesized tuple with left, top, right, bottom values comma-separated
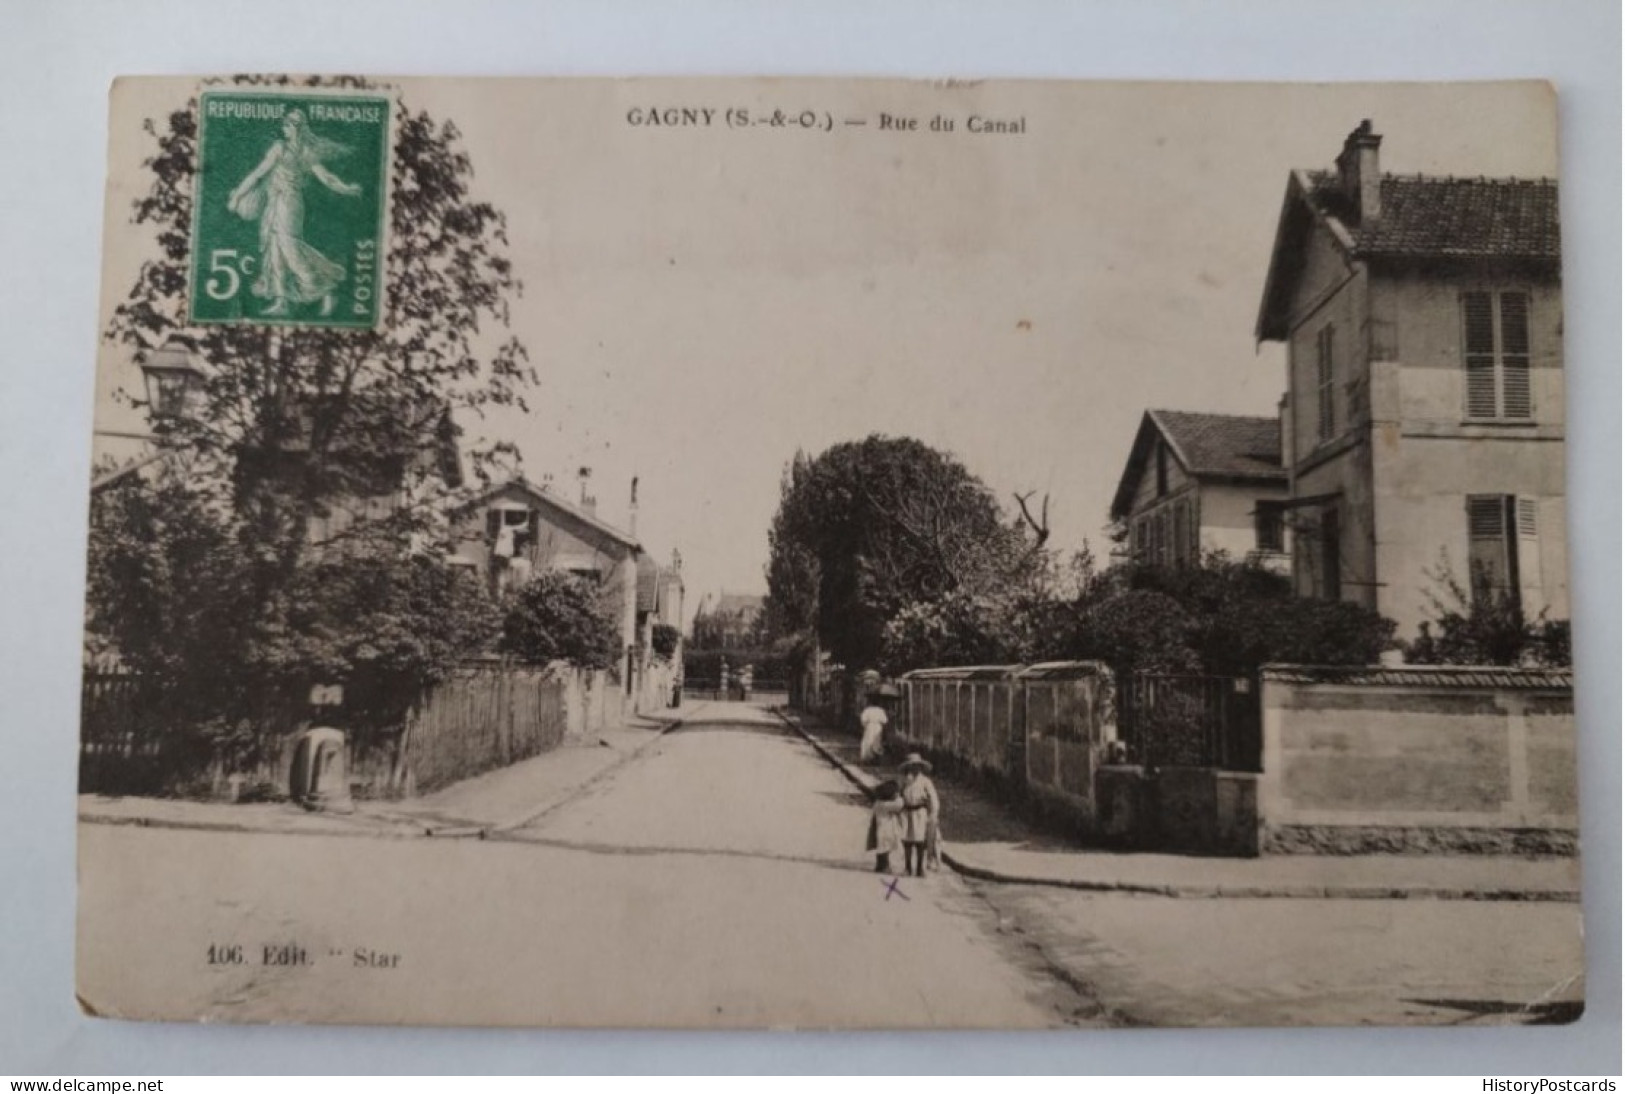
(898, 754, 941, 877)
(866, 779, 905, 874)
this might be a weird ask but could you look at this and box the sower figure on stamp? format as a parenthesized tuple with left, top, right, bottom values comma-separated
(227, 109, 361, 317)
(898, 753, 940, 877)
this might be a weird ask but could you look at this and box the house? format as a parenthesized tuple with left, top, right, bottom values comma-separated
(636, 550, 686, 640)
(692, 592, 766, 649)
(1110, 409, 1290, 569)
(283, 392, 464, 549)
(1254, 120, 1566, 637)
(89, 345, 466, 551)
(450, 477, 644, 659)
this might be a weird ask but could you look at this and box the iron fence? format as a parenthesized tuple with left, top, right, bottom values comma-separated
(1117, 672, 1261, 771)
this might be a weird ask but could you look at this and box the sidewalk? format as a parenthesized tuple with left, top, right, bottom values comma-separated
(779, 711, 1581, 902)
(78, 706, 692, 839)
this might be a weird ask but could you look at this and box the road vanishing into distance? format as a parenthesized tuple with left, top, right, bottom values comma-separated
(78, 703, 1583, 1029)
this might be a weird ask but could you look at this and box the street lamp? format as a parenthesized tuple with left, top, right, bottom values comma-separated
(140, 340, 207, 421)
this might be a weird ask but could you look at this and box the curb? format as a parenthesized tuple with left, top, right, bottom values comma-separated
(481, 712, 688, 835)
(76, 812, 427, 840)
(774, 710, 1579, 904)
(79, 710, 691, 844)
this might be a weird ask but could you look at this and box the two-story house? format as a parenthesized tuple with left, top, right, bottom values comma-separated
(1254, 120, 1566, 636)
(1110, 409, 1290, 570)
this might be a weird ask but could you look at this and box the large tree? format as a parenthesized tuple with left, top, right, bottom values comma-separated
(107, 75, 533, 562)
(764, 435, 1049, 673)
(89, 75, 532, 731)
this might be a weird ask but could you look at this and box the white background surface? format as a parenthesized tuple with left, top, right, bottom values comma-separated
(0, 0, 1617, 1074)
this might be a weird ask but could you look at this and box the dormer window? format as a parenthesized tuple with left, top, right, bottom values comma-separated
(486, 506, 538, 559)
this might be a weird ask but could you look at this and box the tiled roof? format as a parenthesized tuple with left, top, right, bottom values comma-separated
(1304, 170, 1560, 261)
(1262, 664, 1573, 690)
(455, 477, 642, 551)
(1150, 410, 1283, 481)
(1110, 409, 1285, 520)
(712, 593, 764, 619)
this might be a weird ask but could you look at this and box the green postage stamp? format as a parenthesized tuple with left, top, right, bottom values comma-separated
(189, 89, 391, 329)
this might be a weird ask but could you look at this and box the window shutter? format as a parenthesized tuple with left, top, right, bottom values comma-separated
(485, 508, 501, 544)
(1515, 497, 1543, 617)
(1462, 292, 1498, 418)
(1172, 501, 1189, 565)
(1316, 326, 1335, 440)
(1466, 495, 1511, 602)
(1320, 505, 1341, 601)
(1500, 292, 1532, 418)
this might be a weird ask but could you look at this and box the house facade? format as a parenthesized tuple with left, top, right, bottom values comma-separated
(692, 592, 766, 648)
(1110, 409, 1290, 570)
(450, 478, 643, 663)
(1255, 121, 1566, 637)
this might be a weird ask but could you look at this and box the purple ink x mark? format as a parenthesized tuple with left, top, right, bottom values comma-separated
(882, 876, 909, 901)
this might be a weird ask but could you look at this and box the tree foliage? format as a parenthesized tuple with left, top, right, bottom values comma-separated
(1058, 554, 1396, 676)
(1404, 556, 1572, 668)
(649, 623, 682, 663)
(107, 75, 534, 560)
(765, 435, 1048, 674)
(499, 571, 622, 671)
(85, 76, 534, 758)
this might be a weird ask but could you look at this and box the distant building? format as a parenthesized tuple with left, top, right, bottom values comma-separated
(636, 549, 686, 656)
(692, 592, 766, 649)
(1255, 120, 1565, 636)
(1110, 409, 1290, 570)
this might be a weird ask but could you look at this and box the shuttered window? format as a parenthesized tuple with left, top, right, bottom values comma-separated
(1466, 495, 1512, 601)
(1254, 502, 1285, 554)
(1172, 500, 1189, 566)
(1500, 293, 1532, 418)
(1319, 505, 1341, 601)
(1316, 325, 1336, 441)
(1462, 292, 1534, 420)
(1467, 495, 1543, 614)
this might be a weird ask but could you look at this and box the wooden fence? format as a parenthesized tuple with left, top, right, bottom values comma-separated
(79, 660, 626, 799)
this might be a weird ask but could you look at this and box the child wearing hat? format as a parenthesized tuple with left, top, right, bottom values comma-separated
(866, 779, 905, 874)
(898, 753, 940, 877)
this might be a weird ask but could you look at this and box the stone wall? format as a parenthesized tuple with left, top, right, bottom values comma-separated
(1258, 664, 1577, 854)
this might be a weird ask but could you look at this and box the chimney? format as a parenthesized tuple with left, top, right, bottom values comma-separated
(1335, 119, 1382, 224)
(578, 466, 596, 514)
(628, 476, 639, 537)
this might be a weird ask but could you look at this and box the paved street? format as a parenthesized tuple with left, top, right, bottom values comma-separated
(77, 703, 1088, 1029)
(77, 702, 1584, 1029)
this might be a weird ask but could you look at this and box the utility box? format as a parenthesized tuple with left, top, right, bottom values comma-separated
(289, 726, 354, 814)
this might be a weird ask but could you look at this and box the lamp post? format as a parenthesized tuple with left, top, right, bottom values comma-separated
(140, 340, 207, 421)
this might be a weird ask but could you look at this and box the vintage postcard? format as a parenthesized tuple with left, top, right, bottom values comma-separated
(78, 76, 1582, 1029)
